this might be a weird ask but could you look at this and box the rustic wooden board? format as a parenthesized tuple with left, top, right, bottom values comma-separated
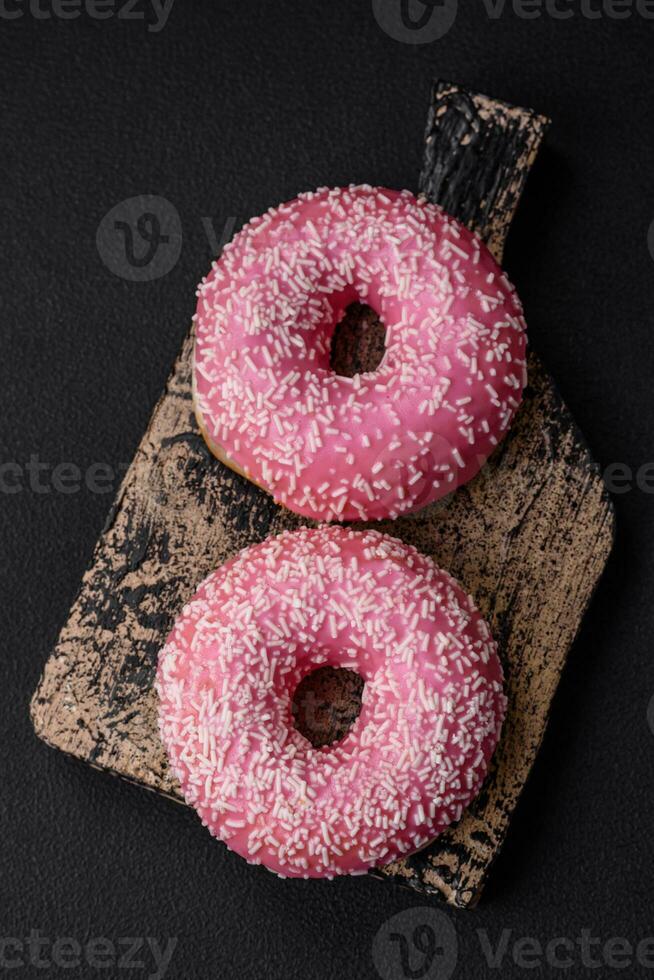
(30, 81, 614, 908)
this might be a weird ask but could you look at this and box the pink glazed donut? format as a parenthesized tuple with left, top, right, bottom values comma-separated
(193, 185, 527, 522)
(156, 526, 506, 879)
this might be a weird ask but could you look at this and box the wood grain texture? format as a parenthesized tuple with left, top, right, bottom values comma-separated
(30, 81, 614, 907)
(420, 81, 549, 263)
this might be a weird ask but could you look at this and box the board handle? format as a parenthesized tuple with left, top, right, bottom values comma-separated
(419, 80, 550, 262)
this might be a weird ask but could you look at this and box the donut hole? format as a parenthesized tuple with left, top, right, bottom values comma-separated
(329, 302, 386, 377)
(292, 666, 364, 749)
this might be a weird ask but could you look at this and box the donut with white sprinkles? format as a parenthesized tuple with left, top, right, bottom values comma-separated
(156, 526, 507, 878)
(193, 185, 527, 521)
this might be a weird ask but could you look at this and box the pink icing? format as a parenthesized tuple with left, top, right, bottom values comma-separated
(156, 526, 506, 879)
(193, 185, 527, 521)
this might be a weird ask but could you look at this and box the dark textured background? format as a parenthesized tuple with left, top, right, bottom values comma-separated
(2, 2, 654, 978)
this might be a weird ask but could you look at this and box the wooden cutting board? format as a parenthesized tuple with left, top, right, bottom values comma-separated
(30, 81, 614, 908)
